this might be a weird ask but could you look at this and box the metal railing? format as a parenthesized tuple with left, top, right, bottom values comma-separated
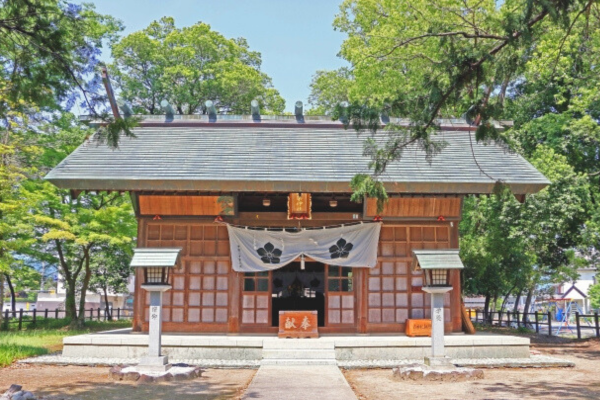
(2, 307, 133, 330)
(470, 309, 600, 339)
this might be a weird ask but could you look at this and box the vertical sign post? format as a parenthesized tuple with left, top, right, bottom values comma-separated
(412, 250, 464, 369)
(131, 248, 182, 372)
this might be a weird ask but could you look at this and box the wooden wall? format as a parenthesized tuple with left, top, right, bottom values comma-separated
(365, 197, 462, 218)
(133, 217, 462, 334)
(363, 224, 457, 333)
(138, 195, 235, 216)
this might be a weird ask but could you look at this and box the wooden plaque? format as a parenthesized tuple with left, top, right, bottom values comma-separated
(287, 193, 312, 220)
(278, 310, 318, 338)
(405, 319, 432, 337)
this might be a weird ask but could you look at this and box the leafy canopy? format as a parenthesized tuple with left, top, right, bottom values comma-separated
(330, 0, 599, 211)
(110, 17, 285, 115)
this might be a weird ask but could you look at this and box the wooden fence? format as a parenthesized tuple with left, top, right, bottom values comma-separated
(2, 307, 133, 330)
(471, 309, 600, 339)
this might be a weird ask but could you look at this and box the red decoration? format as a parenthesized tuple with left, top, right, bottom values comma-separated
(153, 215, 162, 220)
(290, 213, 310, 220)
(437, 215, 446, 222)
(214, 215, 224, 223)
(373, 215, 383, 222)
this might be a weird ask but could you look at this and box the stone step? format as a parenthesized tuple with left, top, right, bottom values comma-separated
(260, 358, 338, 366)
(262, 349, 336, 360)
(262, 339, 334, 350)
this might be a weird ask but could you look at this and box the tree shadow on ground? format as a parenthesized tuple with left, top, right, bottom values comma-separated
(36, 380, 246, 400)
(533, 338, 600, 361)
(10, 368, 256, 400)
(475, 379, 600, 400)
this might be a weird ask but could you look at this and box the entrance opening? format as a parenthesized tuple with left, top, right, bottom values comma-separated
(271, 262, 325, 327)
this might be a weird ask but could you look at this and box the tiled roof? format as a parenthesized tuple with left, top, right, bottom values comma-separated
(130, 248, 182, 268)
(412, 250, 465, 270)
(45, 126, 549, 194)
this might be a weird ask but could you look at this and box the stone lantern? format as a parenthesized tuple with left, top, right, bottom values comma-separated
(412, 249, 464, 368)
(131, 247, 182, 372)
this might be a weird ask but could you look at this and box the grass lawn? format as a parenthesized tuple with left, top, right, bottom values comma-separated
(0, 318, 131, 367)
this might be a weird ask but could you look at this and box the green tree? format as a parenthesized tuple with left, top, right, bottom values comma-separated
(0, 1, 127, 325)
(332, 0, 599, 207)
(88, 244, 133, 320)
(21, 115, 136, 329)
(589, 282, 600, 311)
(307, 68, 352, 115)
(460, 147, 591, 319)
(3, 262, 41, 314)
(110, 17, 285, 115)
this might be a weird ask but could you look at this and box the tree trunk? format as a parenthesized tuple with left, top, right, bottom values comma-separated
(483, 293, 491, 322)
(56, 239, 79, 323)
(75, 247, 92, 329)
(64, 279, 78, 322)
(513, 291, 522, 314)
(4, 274, 16, 317)
(522, 287, 535, 325)
(489, 294, 498, 323)
(103, 286, 112, 321)
(501, 283, 517, 312)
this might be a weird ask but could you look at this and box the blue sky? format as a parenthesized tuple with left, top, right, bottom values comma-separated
(83, 0, 349, 112)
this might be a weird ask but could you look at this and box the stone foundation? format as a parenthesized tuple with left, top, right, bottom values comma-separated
(392, 364, 484, 382)
(61, 331, 532, 364)
(109, 364, 203, 383)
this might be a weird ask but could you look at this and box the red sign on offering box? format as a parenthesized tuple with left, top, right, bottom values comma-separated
(278, 310, 319, 338)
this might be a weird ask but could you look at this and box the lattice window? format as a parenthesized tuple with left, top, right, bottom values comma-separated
(368, 261, 409, 323)
(143, 224, 230, 326)
(368, 225, 453, 325)
(243, 272, 269, 292)
(327, 266, 353, 292)
(327, 266, 355, 325)
(242, 294, 269, 325)
(241, 272, 270, 325)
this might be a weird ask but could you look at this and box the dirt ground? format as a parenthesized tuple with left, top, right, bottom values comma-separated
(0, 365, 256, 400)
(2, 333, 600, 400)
(344, 336, 600, 400)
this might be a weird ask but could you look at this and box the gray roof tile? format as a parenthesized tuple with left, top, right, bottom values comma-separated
(45, 127, 549, 194)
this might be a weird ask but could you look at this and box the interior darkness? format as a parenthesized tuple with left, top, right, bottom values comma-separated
(238, 193, 363, 213)
(271, 262, 325, 327)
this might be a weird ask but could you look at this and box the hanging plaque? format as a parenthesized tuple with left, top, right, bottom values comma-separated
(287, 193, 312, 220)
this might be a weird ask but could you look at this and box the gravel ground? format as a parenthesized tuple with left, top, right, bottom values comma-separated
(0, 365, 256, 400)
(343, 337, 600, 400)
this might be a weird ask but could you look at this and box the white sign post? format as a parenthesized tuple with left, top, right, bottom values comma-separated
(139, 285, 172, 372)
(422, 286, 453, 368)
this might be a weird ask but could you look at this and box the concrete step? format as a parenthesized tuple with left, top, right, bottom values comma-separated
(262, 349, 336, 360)
(262, 339, 334, 350)
(260, 358, 338, 366)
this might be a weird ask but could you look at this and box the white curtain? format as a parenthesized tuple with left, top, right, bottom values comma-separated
(227, 222, 381, 272)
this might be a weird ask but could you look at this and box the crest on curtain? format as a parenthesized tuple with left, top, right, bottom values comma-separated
(227, 222, 381, 272)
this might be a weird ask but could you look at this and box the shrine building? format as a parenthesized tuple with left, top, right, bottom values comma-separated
(45, 114, 549, 336)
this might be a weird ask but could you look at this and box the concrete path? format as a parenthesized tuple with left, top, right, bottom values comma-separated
(242, 365, 357, 400)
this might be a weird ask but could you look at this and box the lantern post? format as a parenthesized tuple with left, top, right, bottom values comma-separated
(412, 250, 464, 368)
(131, 248, 182, 372)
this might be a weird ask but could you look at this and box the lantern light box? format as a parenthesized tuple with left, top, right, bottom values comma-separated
(411, 249, 464, 288)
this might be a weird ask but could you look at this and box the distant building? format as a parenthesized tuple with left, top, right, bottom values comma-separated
(35, 273, 134, 312)
(555, 267, 598, 313)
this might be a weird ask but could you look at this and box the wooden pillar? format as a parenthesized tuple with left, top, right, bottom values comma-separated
(228, 270, 241, 333)
(357, 268, 367, 333)
(450, 221, 462, 332)
(132, 218, 146, 331)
